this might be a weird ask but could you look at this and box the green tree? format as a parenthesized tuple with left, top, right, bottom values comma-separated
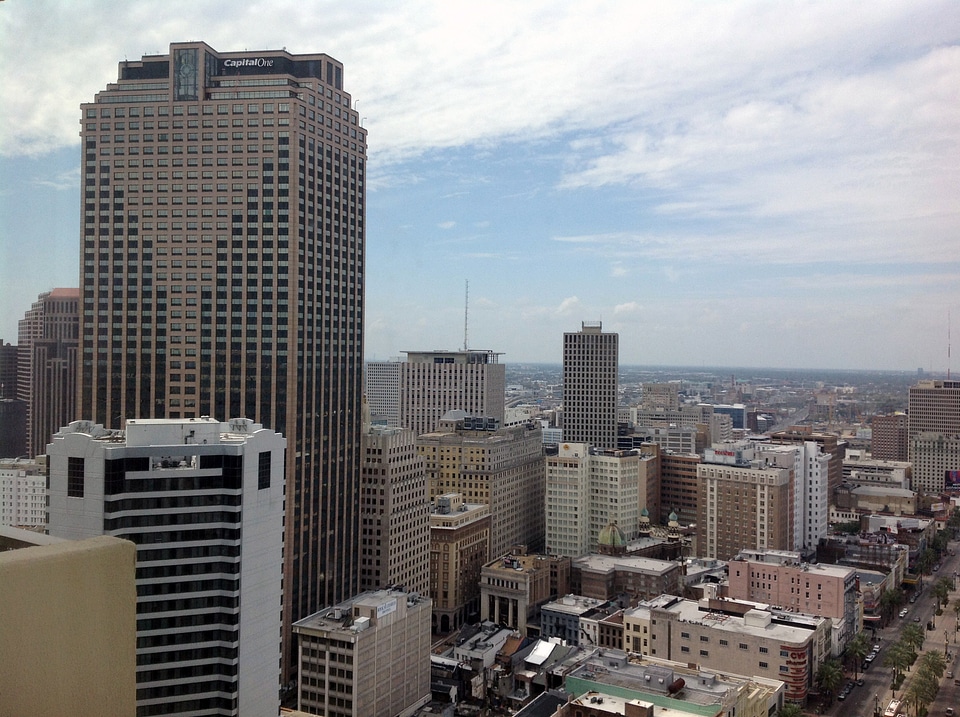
(883, 641, 915, 680)
(816, 659, 844, 704)
(903, 667, 939, 717)
(918, 548, 936, 576)
(846, 632, 870, 678)
(917, 649, 946, 679)
(775, 704, 804, 717)
(879, 588, 905, 625)
(901, 624, 925, 653)
(933, 577, 952, 609)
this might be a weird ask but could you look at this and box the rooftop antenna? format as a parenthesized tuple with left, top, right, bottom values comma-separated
(463, 280, 469, 351)
(949, 309, 952, 379)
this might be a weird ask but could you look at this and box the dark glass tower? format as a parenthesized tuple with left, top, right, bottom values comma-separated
(78, 41, 366, 681)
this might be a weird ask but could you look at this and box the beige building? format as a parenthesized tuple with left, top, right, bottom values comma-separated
(911, 432, 960, 495)
(656, 450, 701, 526)
(294, 590, 431, 717)
(0, 529, 137, 715)
(624, 595, 829, 705)
(842, 449, 912, 489)
(479, 550, 571, 636)
(545, 443, 642, 558)
(0, 457, 47, 528)
(430, 493, 490, 633)
(562, 650, 786, 717)
(871, 413, 909, 461)
(419, 416, 544, 558)
(360, 422, 429, 596)
(696, 451, 794, 560)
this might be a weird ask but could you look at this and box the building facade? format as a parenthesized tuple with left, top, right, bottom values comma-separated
(0, 458, 46, 528)
(429, 494, 491, 633)
(17, 288, 79, 458)
(47, 417, 285, 716)
(479, 550, 571, 636)
(545, 443, 642, 558)
(562, 322, 618, 449)
(418, 416, 544, 557)
(294, 590, 431, 717)
(696, 446, 794, 561)
(871, 413, 909, 461)
(360, 422, 429, 596)
(79, 42, 367, 676)
(368, 350, 505, 438)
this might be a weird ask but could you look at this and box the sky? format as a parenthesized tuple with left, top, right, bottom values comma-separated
(1, 1, 958, 372)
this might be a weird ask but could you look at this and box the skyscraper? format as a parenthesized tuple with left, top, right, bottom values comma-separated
(79, 42, 367, 677)
(47, 417, 285, 716)
(562, 321, 618, 448)
(908, 380, 960, 493)
(17, 289, 79, 458)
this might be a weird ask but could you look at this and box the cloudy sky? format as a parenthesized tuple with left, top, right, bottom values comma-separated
(1, 1, 958, 371)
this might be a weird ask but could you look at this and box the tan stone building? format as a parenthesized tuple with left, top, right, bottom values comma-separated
(572, 553, 684, 603)
(294, 590, 432, 717)
(430, 494, 490, 633)
(696, 454, 794, 560)
(479, 550, 571, 635)
(419, 417, 544, 558)
(871, 413, 909, 461)
(360, 422, 429, 596)
(623, 595, 829, 705)
(0, 529, 137, 716)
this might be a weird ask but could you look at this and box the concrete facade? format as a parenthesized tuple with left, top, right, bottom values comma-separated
(562, 322, 618, 449)
(294, 590, 432, 717)
(46, 417, 285, 716)
(0, 532, 137, 716)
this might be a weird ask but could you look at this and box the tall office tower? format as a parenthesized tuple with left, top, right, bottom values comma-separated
(911, 433, 960, 494)
(908, 380, 960, 493)
(871, 412, 909, 461)
(359, 421, 430, 596)
(47, 417, 285, 717)
(79, 42, 367, 675)
(0, 458, 47, 528)
(417, 415, 544, 558)
(562, 322, 618, 448)
(370, 349, 505, 437)
(0, 341, 17, 399)
(0, 399, 27, 458)
(16, 289, 79, 458)
(696, 444, 794, 561)
(364, 360, 401, 426)
(544, 443, 641, 558)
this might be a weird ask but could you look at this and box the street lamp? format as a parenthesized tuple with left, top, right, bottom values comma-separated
(874, 693, 880, 717)
(946, 630, 950, 658)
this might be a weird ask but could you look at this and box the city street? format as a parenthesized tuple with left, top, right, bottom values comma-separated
(815, 541, 960, 717)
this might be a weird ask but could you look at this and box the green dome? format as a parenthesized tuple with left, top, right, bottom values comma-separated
(598, 521, 627, 547)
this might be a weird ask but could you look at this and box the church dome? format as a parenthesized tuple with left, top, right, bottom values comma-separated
(598, 521, 627, 547)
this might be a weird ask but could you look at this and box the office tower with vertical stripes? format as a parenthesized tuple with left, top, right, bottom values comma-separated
(78, 42, 367, 679)
(562, 322, 618, 449)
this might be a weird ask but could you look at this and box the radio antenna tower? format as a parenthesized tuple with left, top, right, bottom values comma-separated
(949, 309, 952, 379)
(463, 280, 469, 351)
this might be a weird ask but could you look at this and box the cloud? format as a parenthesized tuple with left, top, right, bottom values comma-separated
(438, 221, 456, 229)
(614, 301, 642, 316)
(555, 296, 581, 316)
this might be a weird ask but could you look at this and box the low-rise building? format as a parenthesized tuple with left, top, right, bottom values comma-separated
(294, 590, 432, 717)
(623, 595, 830, 705)
(480, 550, 570, 636)
(430, 494, 490, 633)
(572, 553, 684, 603)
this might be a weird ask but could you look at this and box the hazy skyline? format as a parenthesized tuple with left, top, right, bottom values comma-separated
(1, 1, 958, 371)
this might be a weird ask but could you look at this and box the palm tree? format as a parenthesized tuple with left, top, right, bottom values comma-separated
(816, 659, 844, 704)
(901, 624, 925, 653)
(879, 588, 904, 625)
(902, 677, 935, 717)
(883, 641, 915, 681)
(847, 632, 870, 678)
(918, 649, 946, 679)
(933, 577, 952, 609)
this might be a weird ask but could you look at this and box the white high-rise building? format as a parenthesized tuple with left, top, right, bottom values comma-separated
(367, 350, 505, 438)
(545, 443, 641, 558)
(0, 458, 46, 528)
(562, 322, 618, 449)
(908, 380, 960, 493)
(47, 417, 285, 717)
